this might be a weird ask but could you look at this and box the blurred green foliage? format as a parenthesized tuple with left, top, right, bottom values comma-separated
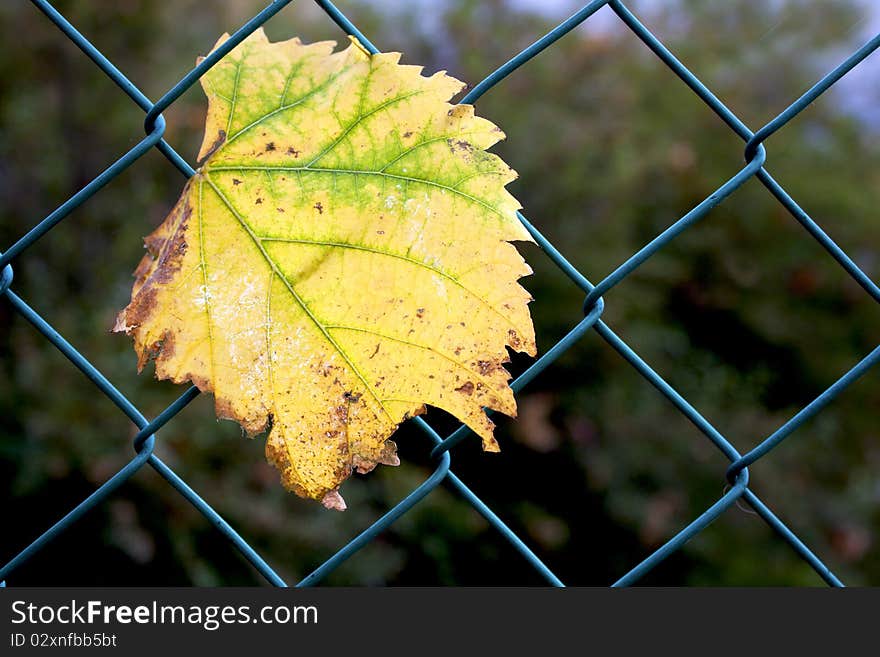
(1, 0, 878, 585)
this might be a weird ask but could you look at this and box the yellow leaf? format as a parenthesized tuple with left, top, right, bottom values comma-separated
(115, 29, 536, 509)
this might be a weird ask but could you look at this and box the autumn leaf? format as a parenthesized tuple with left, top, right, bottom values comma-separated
(115, 28, 536, 509)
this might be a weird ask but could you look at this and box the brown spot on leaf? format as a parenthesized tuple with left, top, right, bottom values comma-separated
(286, 146, 301, 157)
(199, 129, 226, 164)
(157, 218, 190, 283)
(353, 455, 376, 474)
(265, 142, 276, 152)
(477, 360, 494, 375)
(144, 234, 164, 259)
(214, 396, 237, 423)
(508, 329, 521, 349)
(314, 202, 323, 214)
(416, 308, 425, 318)
(187, 372, 213, 394)
(142, 329, 176, 371)
(116, 285, 156, 343)
(447, 138, 474, 153)
(132, 253, 154, 284)
(455, 381, 475, 395)
(343, 391, 362, 403)
(232, 178, 242, 186)
(255, 197, 263, 204)
(403, 131, 413, 138)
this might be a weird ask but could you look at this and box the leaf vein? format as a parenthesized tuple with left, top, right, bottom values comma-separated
(225, 54, 246, 137)
(224, 65, 355, 146)
(210, 165, 504, 217)
(304, 89, 427, 168)
(325, 324, 500, 391)
(203, 175, 394, 424)
(257, 237, 519, 329)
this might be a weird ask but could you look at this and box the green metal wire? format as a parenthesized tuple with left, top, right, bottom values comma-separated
(1, 0, 877, 587)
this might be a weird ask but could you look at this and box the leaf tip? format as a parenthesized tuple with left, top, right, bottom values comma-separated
(379, 439, 400, 467)
(112, 310, 133, 335)
(483, 436, 501, 452)
(321, 490, 347, 511)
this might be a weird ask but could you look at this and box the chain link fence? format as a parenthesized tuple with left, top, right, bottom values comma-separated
(2, 0, 879, 587)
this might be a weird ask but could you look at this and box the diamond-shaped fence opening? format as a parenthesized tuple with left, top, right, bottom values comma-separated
(1, 0, 878, 587)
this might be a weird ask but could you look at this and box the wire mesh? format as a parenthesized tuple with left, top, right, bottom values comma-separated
(2, 0, 878, 587)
